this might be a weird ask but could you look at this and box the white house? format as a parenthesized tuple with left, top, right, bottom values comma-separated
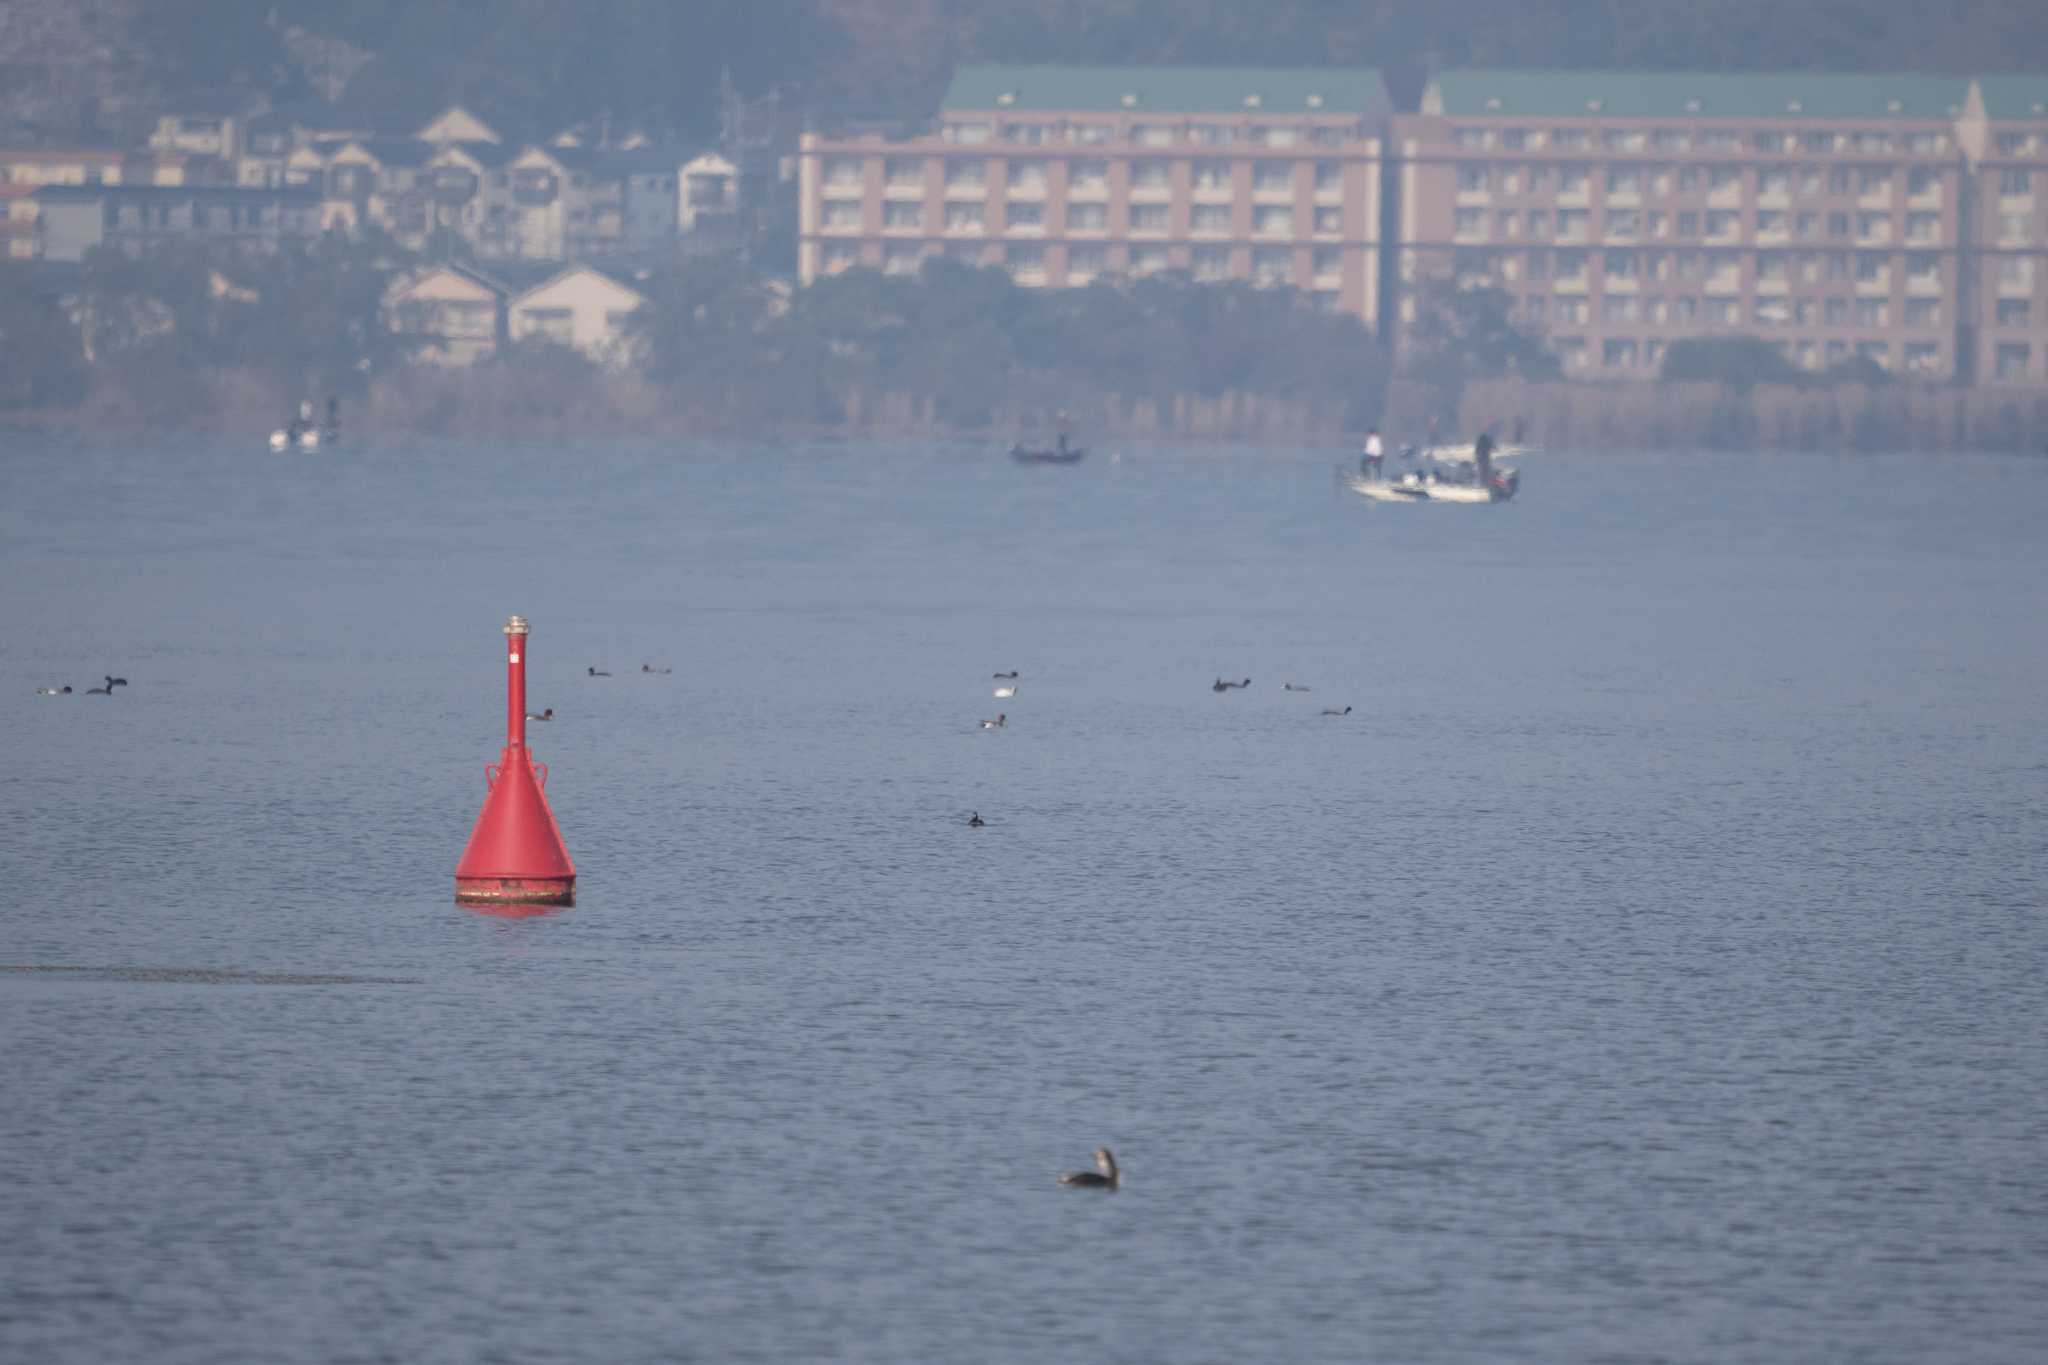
(384, 264, 506, 364)
(507, 266, 647, 364)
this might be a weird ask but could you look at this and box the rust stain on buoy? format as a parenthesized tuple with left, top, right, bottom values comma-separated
(455, 615, 576, 907)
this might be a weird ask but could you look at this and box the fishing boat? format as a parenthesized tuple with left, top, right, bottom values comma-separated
(1347, 447, 1521, 503)
(1010, 438, 1084, 465)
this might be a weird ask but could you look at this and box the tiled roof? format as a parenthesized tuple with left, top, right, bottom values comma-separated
(941, 64, 1389, 116)
(1428, 70, 1970, 120)
(1975, 76, 2048, 120)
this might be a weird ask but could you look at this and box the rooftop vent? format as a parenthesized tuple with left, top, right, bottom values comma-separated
(997, 92, 1016, 106)
(1484, 96, 1503, 110)
(1887, 98, 1903, 112)
(1586, 98, 1603, 112)
(1120, 92, 1138, 107)
(1244, 93, 1263, 108)
(1685, 98, 1702, 112)
(1786, 99, 1803, 112)
(1306, 93, 1324, 109)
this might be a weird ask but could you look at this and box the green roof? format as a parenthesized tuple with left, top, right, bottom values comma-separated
(1975, 76, 2048, 120)
(941, 64, 1389, 117)
(1429, 70, 1970, 120)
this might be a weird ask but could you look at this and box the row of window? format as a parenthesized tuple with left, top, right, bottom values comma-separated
(1451, 162, 1965, 197)
(818, 238, 1349, 286)
(1450, 125, 1952, 156)
(1519, 292, 1955, 326)
(1452, 205, 1955, 245)
(824, 199, 1348, 236)
(828, 157, 1351, 194)
(1557, 335, 1947, 373)
(1460, 246, 1961, 282)
(943, 119, 1361, 149)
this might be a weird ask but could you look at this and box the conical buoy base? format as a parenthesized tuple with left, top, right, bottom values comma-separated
(455, 746, 576, 906)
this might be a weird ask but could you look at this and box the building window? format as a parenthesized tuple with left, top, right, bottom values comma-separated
(1903, 212, 1939, 243)
(1551, 128, 1588, 151)
(1708, 166, 1741, 194)
(1066, 202, 1107, 233)
(1067, 243, 1107, 280)
(1998, 256, 2035, 286)
(944, 202, 984, 232)
(1794, 212, 1818, 239)
(1604, 250, 1640, 280)
(1756, 252, 1787, 282)
(1697, 129, 1739, 151)
(1134, 124, 1174, 148)
(1005, 202, 1044, 232)
(1253, 205, 1294, 236)
(1756, 210, 1786, 237)
(947, 122, 991, 145)
(883, 243, 923, 274)
(1003, 123, 1048, 145)
(1601, 295, 1638, 322)
(1130, 159, 1170, 192)
(1903, 342, 1939, 374)
(2001, 168, 2032, 196)
(1824, 297, 1849, 325)
(1314, 160, 1341, 193)
(1675, 167, 1699, 192)
(1075, 124, 1112, 145)
(1497, 209, 1519, 238)
(1556, 208, 1588, 241)
(1997, 298, 2032, 327)
(1759, 167, 1790, 196)
(1006, 243, 1046, 278)
(1907, 167, 1938, 197)
(1456, 164, 1488, 192)
(1453, 127, 1489, 150)
(1652, 129, 1688, 152)
(1191, 203, 1230, 235)
(1454, 207, 1486, 238)
(1192, 245, 1230, 281)
(1251, 247, 1291, 284)
(884, 157, 925, 187)
(1996, 132, 2030, 155)
(1857, 167, 1890, 194)
(1131, 245, 1170, 275)
(1855, 212, 1888, 242)
(1527, 209, 1550, 238)
(1906, 252, 1939, 282)
(1557, 164, 1587, 195)
(1904, 298, 1940, 326)
(1009, 161, 1048, 192)
(946, 160, 987, 190)
(883, 201, 922, 231)
(1129, 202, 1169, 234)
(1994, 343, 2031, 381)
(822, 157, 862, 187)
(1312, 246, 1341, 282)
(1753, 297, 1790, 325)
(1554, 297, 1588, 323)
(1252, 163, 1293, 194)
(1856, 340, 1890, 367)
(1069, 159, 1109, 192)
(1313, 205, 1341, 235)
(1192, 159, 1230, 191)
(1802, 131, 1837, 153)
(823, 201, 861, 230)
(1704, 210, 1738, 239)
(1189, 123, 1232, 146)
(1602, 128, 1646, 152)
(1855, 298, 1889, 327)
(1607, 165, 1641, 195)
(1602, 338, 1639, 367)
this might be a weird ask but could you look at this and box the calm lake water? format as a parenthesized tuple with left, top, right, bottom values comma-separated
(3, 433, 2046, 1364)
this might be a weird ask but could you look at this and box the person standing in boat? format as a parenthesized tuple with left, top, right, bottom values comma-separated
(1361, 427, 1385, 479)
(1473, 428, 1496, 486)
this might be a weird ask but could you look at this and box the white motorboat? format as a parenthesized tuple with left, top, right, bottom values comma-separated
(1346, 458, 1520, 504)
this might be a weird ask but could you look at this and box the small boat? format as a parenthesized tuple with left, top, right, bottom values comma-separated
(1010, 434, 1085, 465)
(1346, 447, 1521, 504)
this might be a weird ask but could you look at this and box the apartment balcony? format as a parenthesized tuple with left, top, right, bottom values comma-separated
(1996, 277, 2033, 298)
(1066, 180, 1109, 201)
(1707, 185, 1742, 207)
(1757, 189, 1790, 208)
(1556, 188, 1590, 207)
(1855, 274, 1892, 296)
(1312, 184, 1342, 204)
(1005, 180, 1048, 201)
(1127, 181, 1172, 202)
(1857, 188, 1894, 209)
(1703, 271, 1741, 294)
(1905, 273, 1942, 296)
(1552, 274, 1589, 294)
(1191, 181, 1232, 201)
(943, 181, 986, 199)
(1607, 191, 1641, 208)
(820, 181, 864, 200)
(1602, 275, 1640, 294)
(882, 181, 926, 199)
(1454, 189, 1491, 206)
(1857, 226, 1893, 246)
(1754, 277, 1790, 295)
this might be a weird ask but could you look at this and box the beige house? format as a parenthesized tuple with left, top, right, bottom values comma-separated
(384, 264, 506, 364)
(799, 64, 1393, 326)
(507, 266, 647, 363)
(1395, 71, 1973, 379)
(1959, 77, 2048, 383)
(680, 152, 739, 232)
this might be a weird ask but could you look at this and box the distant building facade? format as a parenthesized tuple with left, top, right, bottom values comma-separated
(32, 183, 320, 261)
(1959, 77, 2048, 384)
(1395, 71, 1975, 379)
(798, 64, 1393, 326)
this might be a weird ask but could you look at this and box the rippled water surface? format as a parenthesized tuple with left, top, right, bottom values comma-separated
(4, 435, 2046, 1363)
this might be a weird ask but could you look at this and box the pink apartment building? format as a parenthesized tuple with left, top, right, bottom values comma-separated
(1395, 71, 1976, 380)
(798, 64, 1392, 327)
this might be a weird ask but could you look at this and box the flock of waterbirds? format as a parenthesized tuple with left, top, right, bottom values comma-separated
(36, 675, 127, 697)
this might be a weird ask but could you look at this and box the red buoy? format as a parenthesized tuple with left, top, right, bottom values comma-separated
(455, 614, 576, 906)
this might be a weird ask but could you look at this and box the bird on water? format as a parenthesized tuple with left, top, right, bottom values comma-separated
(980, 713, 1007, 730)
(993, 671, 1019, 680)
(641, 664, 672, 674)
(994, 683, 1017, 698)
(1059, 1147, 1120, 1189)
(36, 686, 71, 696)
(968, 812, 986, 827)
(1212, 678, 1251, 692)
(587, 666, 611, 677)
(1321, 706, 1352, 716)
(527, 708, 554, 721)
(85, 681, 114, 696)
(1284, 682, 1311, 692)
(104, 675, 128, 689)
